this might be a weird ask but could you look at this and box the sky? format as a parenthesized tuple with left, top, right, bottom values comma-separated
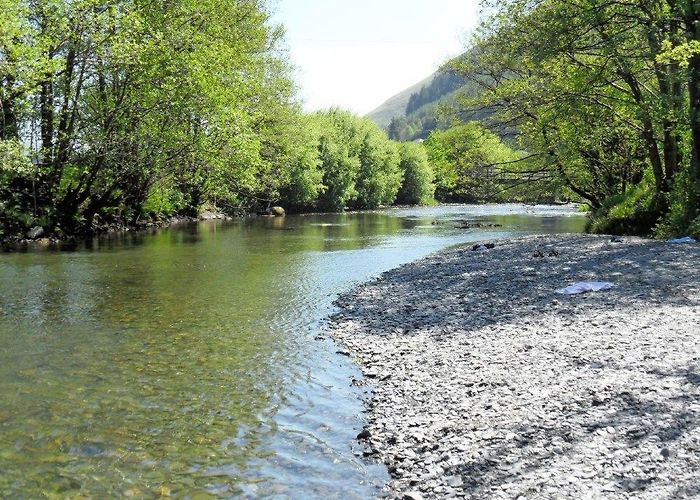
(271, 0, 481, 115)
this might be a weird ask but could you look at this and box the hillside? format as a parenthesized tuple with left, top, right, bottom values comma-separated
(366, 55, 490, 142)
(366, 74, 435, 129)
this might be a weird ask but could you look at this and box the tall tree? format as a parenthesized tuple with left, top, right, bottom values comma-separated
(452, 0, 700, 233)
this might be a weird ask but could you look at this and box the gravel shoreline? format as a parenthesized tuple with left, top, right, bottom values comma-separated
(328, 234, 700, 499)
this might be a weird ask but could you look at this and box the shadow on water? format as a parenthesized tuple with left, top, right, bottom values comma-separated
(0, 204, 586, 497)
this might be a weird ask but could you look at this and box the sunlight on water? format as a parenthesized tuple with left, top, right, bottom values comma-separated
(0, 204, 585, 498)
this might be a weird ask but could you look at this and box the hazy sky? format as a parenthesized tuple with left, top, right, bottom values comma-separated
(272, 0, 481, 115)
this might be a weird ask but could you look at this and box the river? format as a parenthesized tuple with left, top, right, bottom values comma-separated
(0, 204, 585, 498)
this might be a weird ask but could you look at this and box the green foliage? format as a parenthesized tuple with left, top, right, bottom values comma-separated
(690, 216, 700, 239)
(310, 109, 403, 211)
(0, 0, 314, 234)
(423, 122, 522, 202)
(588, 173, 662, 236)
(355, 130, 402, 209)
(655, 171, 700, 239)
(0, 140, 37, 235)
(1, 0, 416, 233)
(316, 134, 360, 212)
(396, 143, 435, 205)
(445, 0, 700, 236)
(277, 115, 324, 208)
(141, 182, 187, 219)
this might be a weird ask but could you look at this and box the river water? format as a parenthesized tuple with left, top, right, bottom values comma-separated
(0, 204, 585, 498)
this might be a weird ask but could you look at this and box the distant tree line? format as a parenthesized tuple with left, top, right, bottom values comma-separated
(405, 71, 465, 115)
(387, 73, 496, 143)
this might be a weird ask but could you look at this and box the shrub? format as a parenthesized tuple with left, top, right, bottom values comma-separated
(0, 140, 37, 235)
(588, 172, 663, 236)
(654, 171, 700, 239)
(396, 142, 435, 205)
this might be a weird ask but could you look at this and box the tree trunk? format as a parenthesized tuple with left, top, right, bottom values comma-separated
(40, 76, 54, 157)
(1, 79, 19, 140)
(686, 1, 700, 217)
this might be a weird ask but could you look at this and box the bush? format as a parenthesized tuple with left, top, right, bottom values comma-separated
(654, 171, 700, 239)
(396, 142, 435, 205)
(311, 109, 403, 211)
(355, 134, 402, 209)
(588, 172, 663, 236)
(0, 140, 37, 235)
(142, 182, 187, 219)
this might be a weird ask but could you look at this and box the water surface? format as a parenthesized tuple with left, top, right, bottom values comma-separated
(0, 204, 585, 498)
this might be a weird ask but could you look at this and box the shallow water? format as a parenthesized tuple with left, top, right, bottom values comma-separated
(0, 204, 585, 498)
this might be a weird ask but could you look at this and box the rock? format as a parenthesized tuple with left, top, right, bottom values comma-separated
(271, 206, 285, 217)
(447, 475, 463, 487)
(26, 226, 44, 239)
(199, 211, 223, 220)
(403, 492, 424, 500)
(357, 429, 371, 440)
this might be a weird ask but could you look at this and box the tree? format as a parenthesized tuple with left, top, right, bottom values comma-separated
(310, 109, 403, 211)
(424, 122, 521, 202)
(396, 142, 435, 205)
(449, 0, 700, 234)
(0, 0, 302, 235)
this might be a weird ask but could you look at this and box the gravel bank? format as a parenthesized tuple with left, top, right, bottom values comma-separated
(328, 234, 700, 499)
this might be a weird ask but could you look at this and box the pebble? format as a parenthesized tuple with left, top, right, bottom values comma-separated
(327, 235, 700, 499)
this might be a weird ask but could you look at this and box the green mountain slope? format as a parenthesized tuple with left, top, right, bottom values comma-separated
(366, 62, 488, 141)
(365, 74, 436, 129)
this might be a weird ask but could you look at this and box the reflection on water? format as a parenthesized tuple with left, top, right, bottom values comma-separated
(0, 204, 585, 497)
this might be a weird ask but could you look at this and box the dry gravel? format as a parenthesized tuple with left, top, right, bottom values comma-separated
(328, 234, 700, 499)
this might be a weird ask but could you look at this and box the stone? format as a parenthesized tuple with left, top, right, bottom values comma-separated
(357, 429, 371, 440)
(447, 475, 463, 487)
(271, 206, 285, 217)
(325, 234, 700, 499)
(403, 492, 424, 500)
(199, 211, 222, 220)
(26, 226, 44, 239)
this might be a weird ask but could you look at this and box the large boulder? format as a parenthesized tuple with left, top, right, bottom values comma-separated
(271, 206, 285, 217)
(199, 211, 224, 220)
(26, 226, 44, 239)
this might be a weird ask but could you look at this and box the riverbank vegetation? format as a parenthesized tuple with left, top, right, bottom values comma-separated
(423, 122, 560, 203)
(447, 0, 700, 238)
(0, 0, 436, 240)
(5, 0, 697, 240)
(1, 0, 294, 237)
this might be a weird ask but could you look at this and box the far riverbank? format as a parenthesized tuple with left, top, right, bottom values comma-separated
(328, 234, 700, 499)
(0, 203, 583, 251)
